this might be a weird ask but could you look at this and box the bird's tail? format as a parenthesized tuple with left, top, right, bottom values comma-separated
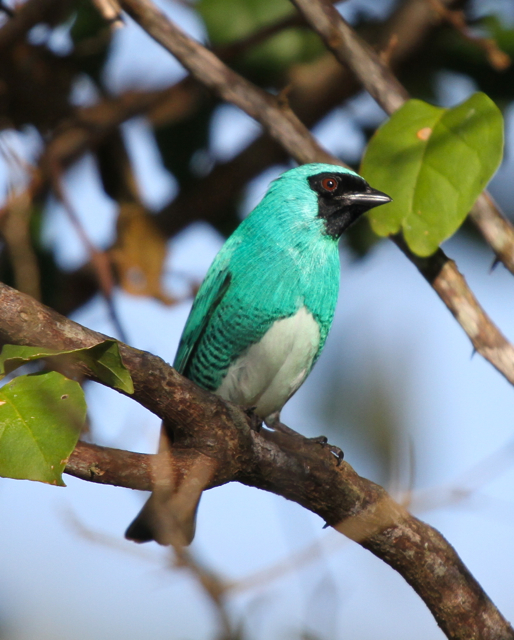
(125, 425, 216, 546)
(125, 486, 200, 546)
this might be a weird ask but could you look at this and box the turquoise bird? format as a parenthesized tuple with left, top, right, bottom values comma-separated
(126, 163, 390, 545)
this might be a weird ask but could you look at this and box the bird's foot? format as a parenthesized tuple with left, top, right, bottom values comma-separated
(308, 435, 344, 463)
(266, 418, 299, 438)
(244, 407, 263, 432)
(325, 442, 344, 463)
(265, 414, 343, 465)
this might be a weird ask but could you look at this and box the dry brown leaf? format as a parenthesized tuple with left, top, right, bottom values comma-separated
(110, 202, 173, 303)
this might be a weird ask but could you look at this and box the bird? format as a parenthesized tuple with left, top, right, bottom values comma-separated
(125, 162, 391, 545)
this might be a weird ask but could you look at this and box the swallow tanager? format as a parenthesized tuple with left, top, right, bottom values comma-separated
(126, 163, 391, 545)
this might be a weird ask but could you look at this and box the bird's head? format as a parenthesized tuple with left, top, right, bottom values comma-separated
(270, 164, 391, 240)
(307, 168, 391, 238)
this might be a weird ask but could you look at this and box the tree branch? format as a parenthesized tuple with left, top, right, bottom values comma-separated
(392, 236, 514, 385)
(117, 0, 514, 390)
(0, 280, 511, 640)
(290, 0, 514, 277)
(119, 0, 334, 165)
(291, 0, 410, 113)
(4, 1, 509, 636)
(470, 193, 514, 275)
(39, 0, 458, 317)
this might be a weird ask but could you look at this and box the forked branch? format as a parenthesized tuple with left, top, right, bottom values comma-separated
(0, 280, 511, 640)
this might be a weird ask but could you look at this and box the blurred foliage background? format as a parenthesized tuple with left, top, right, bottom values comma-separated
(2, 0, 513, 319)
(1, 0, 514, 639)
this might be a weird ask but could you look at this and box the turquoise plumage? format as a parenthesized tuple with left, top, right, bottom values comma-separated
(126, 162, 391, 545)
(175, 164, 340, 393)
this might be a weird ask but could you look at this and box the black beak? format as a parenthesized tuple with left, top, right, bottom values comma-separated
(337, 188, 392, 210)
(320, 185, 392, 238)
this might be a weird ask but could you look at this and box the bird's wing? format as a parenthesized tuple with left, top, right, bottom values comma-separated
(173, 258, 232, 376)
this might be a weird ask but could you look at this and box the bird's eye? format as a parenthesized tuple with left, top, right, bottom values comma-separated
(321, 177, 338, 192)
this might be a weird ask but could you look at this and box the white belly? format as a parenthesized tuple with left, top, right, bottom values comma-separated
(216, 307, 320, 419)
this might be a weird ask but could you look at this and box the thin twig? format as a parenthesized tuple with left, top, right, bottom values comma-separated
(48, 163, 129, 343)
(0, 142, 41, 299)
(236, 432, 514, 594)
(426, 0, 511, 71)
(172, 547, 233, 639)
(91, 0, 124, 29)
(229, 530, 345, 595)
(392, 236, 514, 386)
(410, 435, 514, 513)
(0, 187, 41, 300)
(65, 507, 235, 638)
(469, 192, 514, 274)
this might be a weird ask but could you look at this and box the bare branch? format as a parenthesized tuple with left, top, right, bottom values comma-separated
(0, 188, 41, 300)
(2, 3, 512, 637)
(427, 0, 511, 71)
(392, 236, 514, 386)
(290, 0, 409, 113)
(283, 0, 514, 387)
(291, 0, 514, 278)
(0, 280, 511, 640)
(48, 163, 128, 342)
(470, 193, 514, 275)
(119, 0, 334, 165)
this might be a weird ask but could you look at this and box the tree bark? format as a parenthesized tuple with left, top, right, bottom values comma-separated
(0, 281, 512, 640)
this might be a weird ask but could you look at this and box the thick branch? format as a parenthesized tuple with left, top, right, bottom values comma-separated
(0, 280, 511, 640)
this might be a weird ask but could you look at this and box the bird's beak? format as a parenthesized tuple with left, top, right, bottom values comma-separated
(323, 186, 391, 237)
(338, 188, 392, 210)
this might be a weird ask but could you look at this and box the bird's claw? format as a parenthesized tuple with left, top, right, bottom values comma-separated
(268, 424, 344, 465)
(309, 435, 343, 464)
(329, 444, 344, 465)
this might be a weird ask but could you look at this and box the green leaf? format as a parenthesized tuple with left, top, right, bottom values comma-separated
(360, 93, 504, 256)
(0, 372, 86, 485)
(0, 340, 134, 394)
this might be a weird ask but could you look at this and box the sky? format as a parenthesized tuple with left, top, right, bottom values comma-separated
(1, 1, 514, 639)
